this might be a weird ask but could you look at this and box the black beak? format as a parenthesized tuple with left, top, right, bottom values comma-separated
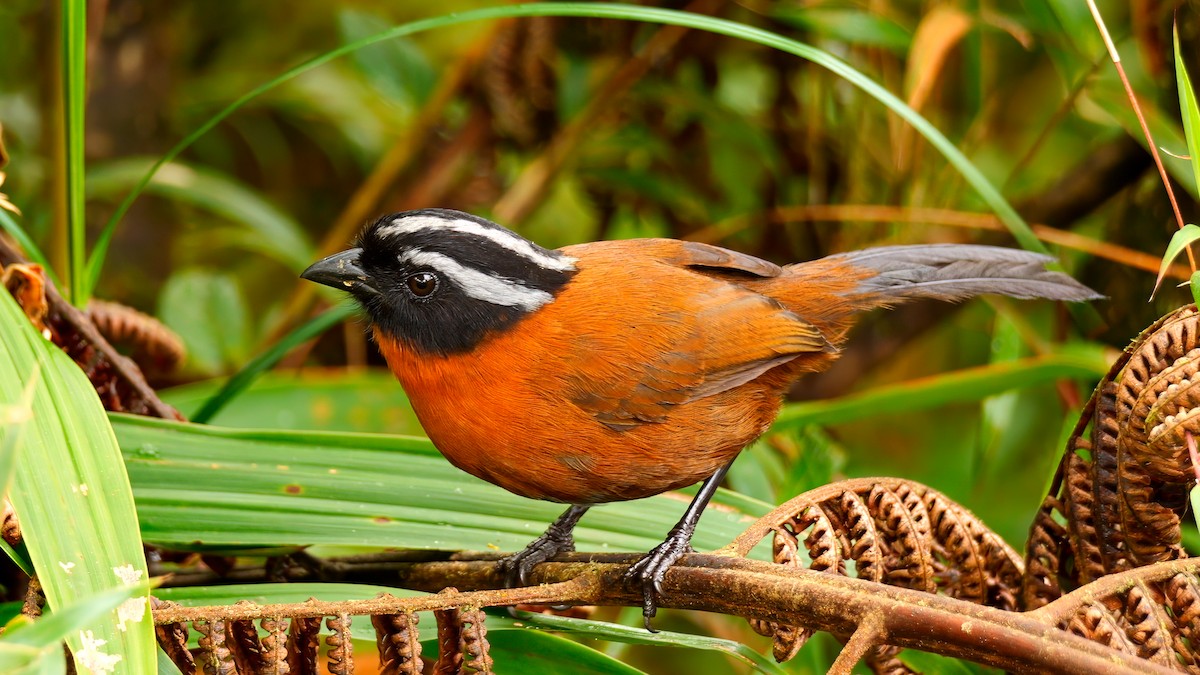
(300, 248, 378, 295)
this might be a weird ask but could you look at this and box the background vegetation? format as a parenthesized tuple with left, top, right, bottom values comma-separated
(1, 0, 1198, 672)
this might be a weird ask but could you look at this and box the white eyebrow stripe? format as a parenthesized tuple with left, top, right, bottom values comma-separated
(380, 215, 577, 272)
(400, 249, 555, 311)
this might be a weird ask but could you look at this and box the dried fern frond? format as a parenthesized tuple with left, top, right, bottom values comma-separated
(1024, 306, 1199, 607)
(728, 477, 1023, 663)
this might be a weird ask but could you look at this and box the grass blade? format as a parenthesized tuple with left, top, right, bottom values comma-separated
(62, 0, 86, 305)
(0, 290, 155, 673)
(1175, 24, 1200, 194)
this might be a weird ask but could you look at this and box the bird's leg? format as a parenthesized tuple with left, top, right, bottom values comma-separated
(497, 504, 590, 587)
(625, 460, 734, 631)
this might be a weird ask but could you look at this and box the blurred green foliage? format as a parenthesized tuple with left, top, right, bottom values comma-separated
(2, 0, 1199, 672)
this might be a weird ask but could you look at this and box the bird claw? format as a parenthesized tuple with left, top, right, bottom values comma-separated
(625, 533, 693, 632)
(496, 530, 576, 588)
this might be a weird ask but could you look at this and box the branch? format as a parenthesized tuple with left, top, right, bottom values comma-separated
(155, 552, 1177, 675)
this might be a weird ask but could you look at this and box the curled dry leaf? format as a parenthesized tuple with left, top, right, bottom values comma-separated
(325, 613, 354, 675)
(1023, 305, 1199, 608)
(88, 299, 186, 376)
(728, 477, 1023, 664)
(193, 619, 235, 675)
(285, 614, 321, 675)
(150, 598, 195, 675)
(372, 604, 422, 675)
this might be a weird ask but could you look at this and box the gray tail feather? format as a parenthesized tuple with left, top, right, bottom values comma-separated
(828, 244, 1103, 303)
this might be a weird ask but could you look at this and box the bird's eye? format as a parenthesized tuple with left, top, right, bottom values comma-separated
(405, 272, 438, 298)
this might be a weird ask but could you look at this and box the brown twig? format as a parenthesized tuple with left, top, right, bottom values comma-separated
(153, 555, 1179, 675)
(0, 237, 182, 419)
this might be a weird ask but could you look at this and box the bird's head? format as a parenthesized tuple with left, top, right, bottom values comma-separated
(301, 209, 577, 355)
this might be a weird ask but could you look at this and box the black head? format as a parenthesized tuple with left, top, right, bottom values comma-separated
(301, 209, 577, 355)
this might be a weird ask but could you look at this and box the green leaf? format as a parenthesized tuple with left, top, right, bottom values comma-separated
(1155, 224, 1200, 295)
(1191, 484, 1200, 535)
(160, 369, 422, 435)
(0, 586, 137, 666)
(85, 158, 314, 272)
(113, 415, 764, 555)
(156, 269, 251, 375)
(338, 9, 436, 109)
(0, 290, 155, 673)
(774, 347, 1111, 430)
(514, 611, 787, 675)
(0, 364, 38, 497)
(62, 0, 86, 305)
(1175, 24, 1200, 197)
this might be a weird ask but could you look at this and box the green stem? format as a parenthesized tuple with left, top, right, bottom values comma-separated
(63, 0, 87, 305)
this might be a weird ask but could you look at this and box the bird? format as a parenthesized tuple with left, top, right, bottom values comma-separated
(301, 207, 1100, 629)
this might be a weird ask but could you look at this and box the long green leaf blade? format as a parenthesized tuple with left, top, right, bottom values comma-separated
(85, 158, 314, 271)
(62, 0, 86, 305)
(113, 415, 765, 555)
(1176, 24, 1200, 196)
(0, 290, 155, 673)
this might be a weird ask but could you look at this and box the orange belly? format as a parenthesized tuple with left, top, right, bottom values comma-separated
(377, 328, 781, 504)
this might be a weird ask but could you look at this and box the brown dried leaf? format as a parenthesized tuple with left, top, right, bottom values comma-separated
(194, 619, 235, 675)
(285, 615, 321, 675)
(325, 613, 354, 675)
(1022, 498, 1067, 609)
(88, 299, 185, 375)
(372, 609, 422, 675)
(151, 599, 195, 675)
(460, 608, 493, 674)
(433, 606, 464, 675)
(259, 617, 290, 675)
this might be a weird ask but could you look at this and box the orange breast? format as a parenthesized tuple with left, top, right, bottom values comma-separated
(374, 241, 811, 504)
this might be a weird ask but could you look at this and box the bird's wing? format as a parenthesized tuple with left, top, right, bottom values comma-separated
(562, 273, 831, 433)
(670, 240, 784, 278)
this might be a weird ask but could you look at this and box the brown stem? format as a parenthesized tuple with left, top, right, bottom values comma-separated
(828, 613, 885, 675)
(156, 554, 1178, 675)
(0, 237, 181, 419)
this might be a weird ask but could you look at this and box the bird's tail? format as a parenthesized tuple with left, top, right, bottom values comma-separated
(824, 244, 1102, 304)
(763, 244, 1100, 346)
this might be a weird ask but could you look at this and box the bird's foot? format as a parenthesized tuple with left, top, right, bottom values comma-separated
(625, 528, 694, 632)
(496, 528, 576, 588)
